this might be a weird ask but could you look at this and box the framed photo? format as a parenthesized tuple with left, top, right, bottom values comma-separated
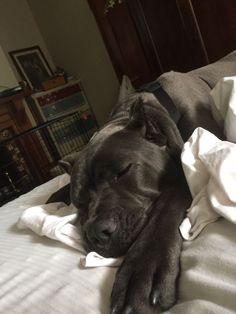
(9, 46, 53, 90)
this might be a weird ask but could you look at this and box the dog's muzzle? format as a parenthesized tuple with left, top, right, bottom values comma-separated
(85, 216, 117, 248)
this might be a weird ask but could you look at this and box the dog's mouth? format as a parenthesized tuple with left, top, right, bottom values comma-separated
(83, 232, 115, 258)
(82, 223, 129, 258)
(80, 209, 149, 258)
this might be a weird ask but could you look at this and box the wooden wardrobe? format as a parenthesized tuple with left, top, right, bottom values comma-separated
(88, 0, 236, 87)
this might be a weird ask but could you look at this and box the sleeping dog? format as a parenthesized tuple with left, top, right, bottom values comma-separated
(47, 51, 236, 313)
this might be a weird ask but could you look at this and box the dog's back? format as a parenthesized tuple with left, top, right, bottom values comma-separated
(158, 50, 236, 140)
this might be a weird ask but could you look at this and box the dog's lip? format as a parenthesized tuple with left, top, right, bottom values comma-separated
(83, 229, 110, 253)
(83, 230, 129, 258)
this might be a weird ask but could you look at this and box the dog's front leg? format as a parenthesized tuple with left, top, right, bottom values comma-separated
(46, 183, 70, 205)
(111, 183, 191, 314)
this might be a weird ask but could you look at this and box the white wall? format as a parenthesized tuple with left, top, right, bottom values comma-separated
(0, 0, 55, 83)
(27, 0, 120, 125)
(0, 45, 18, 89)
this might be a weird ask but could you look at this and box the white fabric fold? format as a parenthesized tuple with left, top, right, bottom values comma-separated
(180, 128, 236, 240)
(210, 76, 236, 142)
(17, 202, 84, 251)
(80, 252, 123, 268)
(180, 76, 236, 240)
(17, 202, 122, 267)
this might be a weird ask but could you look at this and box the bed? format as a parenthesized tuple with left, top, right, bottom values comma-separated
(1, 173, 236, 314)
(1, 76, 236, 314)
(0, 174, 116, 314)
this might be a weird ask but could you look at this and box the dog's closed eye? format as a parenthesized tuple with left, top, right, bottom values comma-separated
(116, 163, 132, 180)
(95, 164, 133, 185)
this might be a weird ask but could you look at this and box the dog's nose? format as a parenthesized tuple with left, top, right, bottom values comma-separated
(94, 219, 117, 241)
(87, 219, 117, 244)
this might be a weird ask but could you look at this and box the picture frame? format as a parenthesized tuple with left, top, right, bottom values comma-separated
(9, 46, 53, 90)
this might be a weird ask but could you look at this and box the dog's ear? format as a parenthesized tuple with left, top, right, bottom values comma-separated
(127, 97, 146, 135)
(59, 151, 90, 210)
(127, 97, 167, 146)
(59, 152, 80, 174)
(70, 154, 90, 210)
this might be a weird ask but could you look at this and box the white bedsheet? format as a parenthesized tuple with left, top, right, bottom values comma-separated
(0, 175, 116, 314)
(178, 76, 236, 240)
(1, 174, 236, 313)
(17, 202, 123, 268)
(179, 127, 236, 240)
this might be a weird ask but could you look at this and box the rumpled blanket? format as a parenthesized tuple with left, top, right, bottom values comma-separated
(179, 76, 236, 240)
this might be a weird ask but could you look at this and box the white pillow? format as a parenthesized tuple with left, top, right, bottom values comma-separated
(210, 76, 236, 142)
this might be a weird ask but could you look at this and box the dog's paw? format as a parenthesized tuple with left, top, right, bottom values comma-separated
(149, 269, 177, 311)
(110, 256, 177, 314)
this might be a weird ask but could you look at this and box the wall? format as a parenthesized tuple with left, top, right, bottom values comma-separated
(0, 45, 18, 89)
(27, 0, 120, 125)
(0, 0, 55, 83)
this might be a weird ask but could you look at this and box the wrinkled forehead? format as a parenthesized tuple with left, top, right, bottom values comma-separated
(74, 123, 129, 169)
(89, 131, 159, 174)
(89, 91, 160, 145)
(91, 130, 135, 159)
(89, 122, 125, 145)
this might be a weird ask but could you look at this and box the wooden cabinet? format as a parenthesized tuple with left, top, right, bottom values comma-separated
(0, 90, 98, 205)
(185, 0, 236, 61)
(0, 93, 53, 204)
(88, 0, 153, 87)
(88, 0, 236, 87)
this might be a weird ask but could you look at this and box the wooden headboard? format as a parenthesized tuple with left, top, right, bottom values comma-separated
(88, 0, 236, 87)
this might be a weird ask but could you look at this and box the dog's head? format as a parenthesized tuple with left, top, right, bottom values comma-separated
(65, 93, 183, 257)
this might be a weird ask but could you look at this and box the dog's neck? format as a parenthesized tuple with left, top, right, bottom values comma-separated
(137, 81, 181, 124)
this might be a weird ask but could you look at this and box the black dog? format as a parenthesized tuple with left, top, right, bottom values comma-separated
(47, 51, 236, 313)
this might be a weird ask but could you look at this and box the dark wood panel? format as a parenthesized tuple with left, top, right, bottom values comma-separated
(16, 134, 54, 183)
(176, 0, 209, 64)
(89, 0, 236, 88)
(127, 0, 164, 76)
(0, 92, 25, 105)
(130, 0, 208, 73)
(8, 100, 53, 181)
(0, 105, 8, 115)
(0, 97, 53, 183)
(88, 0, 154, 86)
(106, 1, 157, 85)
(0, 113, 10, 124)
(191, 0, 236, 62)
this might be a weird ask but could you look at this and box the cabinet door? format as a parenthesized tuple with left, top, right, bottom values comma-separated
(189, 0, 236, 62)
(88, 0, 156, 86)
(89, 0, 208, 85)
(89, 0, 236, 87)
(128, 0, 208, 73)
